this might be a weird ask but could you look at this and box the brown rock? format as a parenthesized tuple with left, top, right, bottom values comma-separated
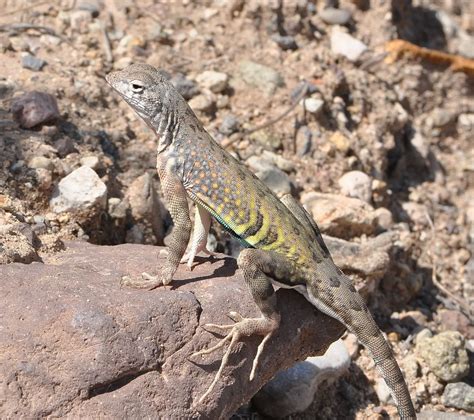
(302, 192, 377, 239)
(0, 241, 346, 418)
(11, 91, 60, 129)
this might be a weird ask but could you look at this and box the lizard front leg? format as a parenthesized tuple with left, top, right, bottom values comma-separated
(180, 203, 216, 269)
(192, 248, 298, 404)
(122, 161, 191, 289)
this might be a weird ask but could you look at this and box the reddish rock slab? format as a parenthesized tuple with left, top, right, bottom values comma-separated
(0, 241, 345, 418)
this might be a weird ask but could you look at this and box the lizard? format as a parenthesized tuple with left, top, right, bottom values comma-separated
(106, 63, 416, 419)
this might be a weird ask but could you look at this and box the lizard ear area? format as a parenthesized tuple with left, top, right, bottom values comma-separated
(130, 79, 145, 94)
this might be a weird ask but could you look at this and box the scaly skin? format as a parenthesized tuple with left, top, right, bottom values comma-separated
(106, 63, 416, 419)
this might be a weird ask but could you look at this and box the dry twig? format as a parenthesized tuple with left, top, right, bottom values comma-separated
(0, 23, 72, 45)
(424, 210, 472, 319)
(221, 81, 309, 149)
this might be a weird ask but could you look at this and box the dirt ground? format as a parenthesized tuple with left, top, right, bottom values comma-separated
(0, 0, 473, 418)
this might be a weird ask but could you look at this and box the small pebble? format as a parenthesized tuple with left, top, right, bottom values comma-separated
(304, 97, 324, 115)
(271, 34, 298, 50)
(219, 114, 240, 135)
(21, 54, 46, 71)
(319, 7, 352, 25)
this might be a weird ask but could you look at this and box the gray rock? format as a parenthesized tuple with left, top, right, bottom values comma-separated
(338, 171, 372, 203)
(11, 91, 60, 129)
(319, 8, 352, 25)
(171, 74, 199, 100)
(219, 114, 240, 135)
(271, 34, 298, 50)
(323, 233, 392, 284)
(249, 130, 282, 151)
(442, 382, 474, 412)
(256, 166, 292, 196)
(125, 173, 165, 244)
(416, 331, 470, 382)
(21, 54, 46, 71)
(50, 166, 107, 213)
(196, 70, 229, 93)
(0, 241, 346, 418)
(330, 28, 367, 61)
(295, 126, 312, 156)
(301, 192, 377, 239)
(253, 340, 350, 417)
(238, 60, 284, 95)
(54, 137, 78, 157)
(303, 97, 324, 115)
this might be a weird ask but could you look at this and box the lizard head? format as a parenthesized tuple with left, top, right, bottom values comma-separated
(106, 63, 171, 120)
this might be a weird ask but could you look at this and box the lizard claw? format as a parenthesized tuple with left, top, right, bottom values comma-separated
(191, 315, 278, 405)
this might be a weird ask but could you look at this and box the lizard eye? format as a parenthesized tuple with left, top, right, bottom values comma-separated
(130, 80, 144, 93)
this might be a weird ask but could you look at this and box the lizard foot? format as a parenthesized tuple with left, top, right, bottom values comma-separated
(180, 247, 217, 270)
(191, 312, 279, 404)
(120, 266, 175, 290)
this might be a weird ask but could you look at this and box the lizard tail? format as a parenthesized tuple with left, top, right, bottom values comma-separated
(312, 272, 416, 419)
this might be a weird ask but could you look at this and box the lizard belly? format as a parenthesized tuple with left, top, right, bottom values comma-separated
(271, 279, 346, 326)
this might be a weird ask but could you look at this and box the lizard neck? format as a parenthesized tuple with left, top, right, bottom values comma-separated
(148, 94, 181, 154)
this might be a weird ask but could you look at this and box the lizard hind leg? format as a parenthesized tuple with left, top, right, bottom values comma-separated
(192, 249, 299, 404)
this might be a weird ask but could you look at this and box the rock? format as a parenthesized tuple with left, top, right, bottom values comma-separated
(195, 70, 229, 93)
(416, 331, 470, 382)
(374, 207, 393, 230)
(330, 28, 368, 61)
(303, 97, 324, 115)
(28, 156, 53, 171)
(301, 192, 377, 239)
(54, 137, 78, 157)
(338, 171, 372, 203)
(219, 114, 240, 135)
(323, 233, 392, 284)
(80, 155, 100, 170)
(50, 166, 107, 213)
(0, 222, 40, 264)
(125, 173, 165, 245)
(418, 410, 472, 419)
(438, 310, 474, 339)
(253, 340, 350, 417)
(238, 60, 284, 95)
(401, 202, 429, 226)
(256, 166, 292, 196)
(457, 33, 474, 59)
(329, 131, 351, 153)
(0, 241, 346, 418)
(442, 382, 474, 412)
(108, 197, 127, 219)
(21, 54, 46, 71)
(271, 34, 298, 50)
(295, 126, 312, 156)
(375, 377, 392, 404)
(249, 130, 282, 151)
(319, 8, 352, 25)
(170, 74, 199, 100)
(188, 93, 215, 113)
(11, 91, 60, 129)
(116, 34, 146, 56)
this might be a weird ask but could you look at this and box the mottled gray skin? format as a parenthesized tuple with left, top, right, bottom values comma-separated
(106, 63, 416, 419)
